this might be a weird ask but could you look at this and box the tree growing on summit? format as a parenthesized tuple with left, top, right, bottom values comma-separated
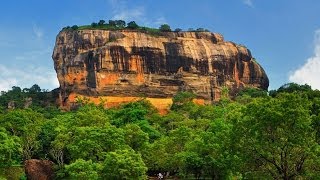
(71, 25, 78, 30)
(115, 20, 126, 28)
(108, 20, 116, 26)
(174, 28, 182, 32)
(159, 24, 171, 32)
(91, 22, 98, 28)
(127, 21, 139, 29)
(98, 20, 105, 26)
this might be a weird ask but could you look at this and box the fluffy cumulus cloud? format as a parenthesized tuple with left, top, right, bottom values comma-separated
(289, 30, 320, 89)
(0, 65, 59, 92)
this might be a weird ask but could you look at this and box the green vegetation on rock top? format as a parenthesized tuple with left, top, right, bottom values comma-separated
(62, 19, 210, 35)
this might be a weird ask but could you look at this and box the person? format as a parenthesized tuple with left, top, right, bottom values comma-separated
(158, 172, 163, 179)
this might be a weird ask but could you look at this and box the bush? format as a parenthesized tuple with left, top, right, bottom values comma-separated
(71, 25, 78, 30)
(101, 149, 147, 179)
(91, 22, 97, 28)
(159, 24, 171, 32)
(174, 28, 182, 32)
(98, 20, 105, 26)
(127, 21, 139, 29)
(65, 159, 101, 180)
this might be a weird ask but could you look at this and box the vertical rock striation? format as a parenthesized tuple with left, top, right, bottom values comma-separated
(52, 29, 268, 111)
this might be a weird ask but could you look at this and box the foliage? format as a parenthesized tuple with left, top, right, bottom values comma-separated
(123, 124, 149, 151)
(237, 87, 268, 98)
(235, 93, 319, 179)
(196, 28, 210, 32)
(0, 83, 319, 179)
(109, 100, 156, 126)
(0, 84, 56, 109)
(71, 25, 78, 30)
(61, 19, 212, 39)
(67, 126, 126, 161)
(0, 128, 22, 165)
(98, 20, 105, 26)
(65, 159, 101, 180)
(127, 21, 139, 29)
(101, 149, 147, 179)
(159, 24, 171, 32)
(174, 28, 182, 32)
(0, 109, 45, 160)
(269, 83, 312, 97)
(171, 91, 196, 111)
(0, 166, 24, 180)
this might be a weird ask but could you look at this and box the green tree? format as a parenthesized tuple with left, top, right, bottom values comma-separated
(110, 100, 156, 127)
(269, 83, 312, 97)
(0, 86, 25, 108)
(171, 91, 196, 111)
(140, 138, 168, 173)
(115, 20, 126, 28)
(179, 151, 204, 179)
(98, 20, 105, 26)
(0, 128, 22, 165)
(0, 109, 45, 159)
(123, 124, 149, 151)
(29, 84, 41, 93)
(65, 159, 102, 180)
(174, 28, 182, 32)
(71, 25, 78, 30)
(108, 20, 116, 26)
(237, 87, 268, 98)
(67, 126, 125, 161)
(196, 28, 205, 32)
(235, 93, 320, 179)
(101, 149, 147, 179)
(159, 24, 171, 32)
(91, 22, 98, 27)
(127, 21, 139, 29)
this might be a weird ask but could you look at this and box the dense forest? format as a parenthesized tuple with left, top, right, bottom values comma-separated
(0, 83, 319, 179)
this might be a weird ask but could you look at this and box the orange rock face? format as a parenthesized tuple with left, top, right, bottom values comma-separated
(52, 29, 268, 111)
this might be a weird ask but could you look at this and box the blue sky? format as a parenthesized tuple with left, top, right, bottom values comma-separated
(0, 0, 320, 91)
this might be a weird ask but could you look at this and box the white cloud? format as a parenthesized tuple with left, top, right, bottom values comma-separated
(0, 78, 17, 92)
(107, 0, 166, 27)
(0, 65, 59, 92)
(32, 23, 43, 39)
(109, 0, 145, 22)
(289, 29, 320, 89)
(243, 0, 254, 7)
(112, 7, 145, 21)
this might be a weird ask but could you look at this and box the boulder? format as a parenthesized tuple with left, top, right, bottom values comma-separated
(24, 159, 54, 180)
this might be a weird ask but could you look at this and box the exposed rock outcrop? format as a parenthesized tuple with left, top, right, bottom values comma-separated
(24, 159, 54, 180)
(52, 29, 268, 111)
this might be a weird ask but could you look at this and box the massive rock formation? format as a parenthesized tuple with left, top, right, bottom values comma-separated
(52, 29, 268, 112)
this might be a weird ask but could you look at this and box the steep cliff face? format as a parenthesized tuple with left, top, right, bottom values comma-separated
(52, 29, 268, 111)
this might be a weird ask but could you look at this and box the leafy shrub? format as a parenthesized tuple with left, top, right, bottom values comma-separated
(159, 24, 171, 32)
